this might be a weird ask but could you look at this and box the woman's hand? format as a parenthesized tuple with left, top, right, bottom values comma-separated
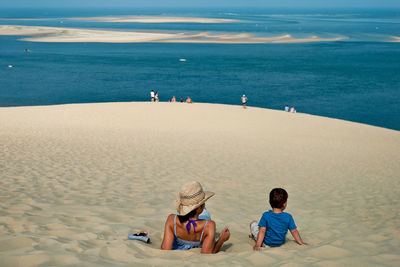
(219, 227, 230, 242)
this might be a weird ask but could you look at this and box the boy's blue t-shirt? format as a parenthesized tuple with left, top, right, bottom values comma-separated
(258, 210, 297, 246)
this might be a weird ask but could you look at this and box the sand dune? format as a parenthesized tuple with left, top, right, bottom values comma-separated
(0, 102, 399, 266)
(0, 25, 345, 44)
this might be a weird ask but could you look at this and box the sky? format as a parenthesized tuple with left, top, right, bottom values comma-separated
(1, 0, 400, 9)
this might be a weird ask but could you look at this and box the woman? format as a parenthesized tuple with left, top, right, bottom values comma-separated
(161, 181, 230, 253)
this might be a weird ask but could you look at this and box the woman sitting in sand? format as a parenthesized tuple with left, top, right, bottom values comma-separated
(186, 96, 192, 103)
(161, 181, 230, 253)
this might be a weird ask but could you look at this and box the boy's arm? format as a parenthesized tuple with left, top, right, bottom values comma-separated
(253, 226, 266, 251)
(290, 229, 308, 245)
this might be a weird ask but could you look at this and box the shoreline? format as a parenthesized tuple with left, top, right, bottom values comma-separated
(67, 16, 240, 23)
(0, 25, 346, 44)
(0, 16, 239, 23)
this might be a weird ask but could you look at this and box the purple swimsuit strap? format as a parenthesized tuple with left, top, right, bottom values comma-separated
(186, 219, 203, 234)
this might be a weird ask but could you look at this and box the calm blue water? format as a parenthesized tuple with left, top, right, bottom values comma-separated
(1, 8, 399, 130)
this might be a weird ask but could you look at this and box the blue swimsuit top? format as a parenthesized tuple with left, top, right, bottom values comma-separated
(172, 214, 208, 250)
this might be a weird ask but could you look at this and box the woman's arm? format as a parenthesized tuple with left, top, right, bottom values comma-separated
(201, 221, 230, 254)
(212, 227, 230, 253)
(200, 221, 215, 254)
(161, 214, 175, 250)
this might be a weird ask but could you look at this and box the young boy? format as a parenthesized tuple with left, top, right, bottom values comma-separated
(250, 188, 307, 250)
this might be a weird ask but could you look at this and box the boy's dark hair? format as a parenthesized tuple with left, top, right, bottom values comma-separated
(269, 188, 288, 209)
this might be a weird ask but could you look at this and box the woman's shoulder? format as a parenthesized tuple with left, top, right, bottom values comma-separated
(166, 214, 176, 224)
(206, 219, 216, 225)
(204, 220, 216, 231)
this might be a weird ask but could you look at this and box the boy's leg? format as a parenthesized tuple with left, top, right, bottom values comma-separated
(250, 221, 265, 247)
(249, 221, 259, 241)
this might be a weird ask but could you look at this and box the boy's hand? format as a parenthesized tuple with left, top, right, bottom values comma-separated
(253, 245, 262, 251)
(253, 226, 266, 251)
(290, 229, 308, 246)
(299, 242, 309, 246)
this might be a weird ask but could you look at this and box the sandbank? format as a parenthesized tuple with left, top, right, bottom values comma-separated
(0, 25, 345, 44)
(389, 36, 400, 42)
(68, 16, 239, 23)
(0, 16, 238, 23)
(0, 102, 399, 266)
(0, 18, 51, 21)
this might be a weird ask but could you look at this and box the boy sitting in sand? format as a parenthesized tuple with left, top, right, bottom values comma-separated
(250, 188, 307, 250)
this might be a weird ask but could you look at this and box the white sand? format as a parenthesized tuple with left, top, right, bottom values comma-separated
(389, 36, 400, 42)
(0, 18, 51, 21)
(0, 16, 237, 23)
(1, 102, 399, 266)
(68, 16, 239, 23)
(0, 25, 345, 44)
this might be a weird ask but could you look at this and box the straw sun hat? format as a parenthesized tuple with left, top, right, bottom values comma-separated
(174, 181, 214, 216)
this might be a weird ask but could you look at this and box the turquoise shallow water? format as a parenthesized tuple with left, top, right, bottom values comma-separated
(0, 8, 399, 130)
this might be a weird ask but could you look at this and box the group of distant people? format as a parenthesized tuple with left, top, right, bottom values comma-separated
(150, 90, 297, 112)
(150, 90, 159, 102)
(150, 90, 192, 103)
(171, 96, 192, 103)
(285, 105, 297, 113)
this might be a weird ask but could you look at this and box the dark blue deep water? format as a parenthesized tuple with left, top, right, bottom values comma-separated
(0, 8, 399, 130)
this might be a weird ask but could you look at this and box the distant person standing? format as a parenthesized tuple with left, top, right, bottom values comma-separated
(155, 91, 159, 102)
(241, 94, 248, 109)
(285, 105, 289, 112)
(150, 90, 155, 102)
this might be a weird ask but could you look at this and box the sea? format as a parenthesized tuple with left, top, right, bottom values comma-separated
(0, 7, 399, 130)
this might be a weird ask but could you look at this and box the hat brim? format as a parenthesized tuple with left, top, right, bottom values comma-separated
(175, 191, 214, 216)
